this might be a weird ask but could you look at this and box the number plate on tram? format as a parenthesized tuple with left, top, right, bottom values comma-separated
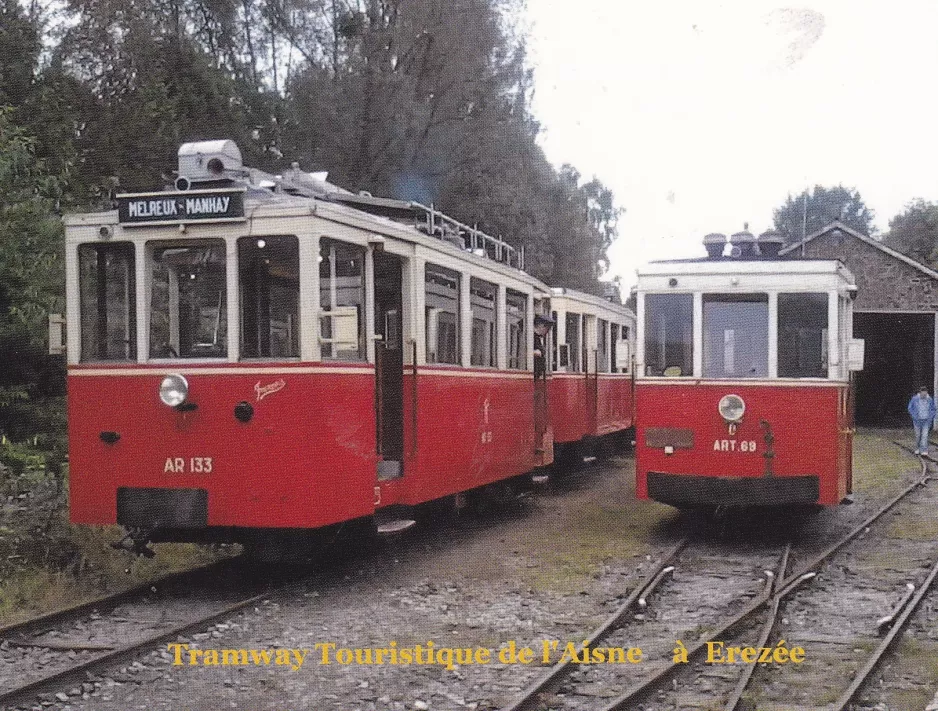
(712, 440, 757, 452)
(163, 457, 214, 473)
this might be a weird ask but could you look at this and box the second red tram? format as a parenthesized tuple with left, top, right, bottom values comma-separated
(58, 140, 636, 551)
(634, 232, 864, 508)
(548, 288, 635, 453)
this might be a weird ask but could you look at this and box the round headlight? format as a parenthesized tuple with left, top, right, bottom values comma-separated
(159, 374, 189, 407)
(718, 394, 745, 422)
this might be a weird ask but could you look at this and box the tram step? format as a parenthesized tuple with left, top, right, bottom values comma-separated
(376, 519, 416, 535)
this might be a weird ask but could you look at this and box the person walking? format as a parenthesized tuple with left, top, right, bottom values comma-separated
(907, 386, 937, 456)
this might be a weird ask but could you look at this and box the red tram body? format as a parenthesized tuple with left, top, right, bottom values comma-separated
(634, 235, 863, 508)
(61, 140, 635, 547)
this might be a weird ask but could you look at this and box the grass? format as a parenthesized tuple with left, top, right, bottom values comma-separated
(518, 462, 679, 593)
(852, 428, 919, 493)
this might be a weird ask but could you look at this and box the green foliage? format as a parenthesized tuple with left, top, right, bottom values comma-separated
(773, 185, 875, 245)
(0, 109, 67, 435)
(883, 199, 938, 266)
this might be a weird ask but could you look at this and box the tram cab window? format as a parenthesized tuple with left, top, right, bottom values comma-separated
(470, 277, 497, 367)
(703, 294, 768, 378)
(425, 264, 460, 364)
(148, 241, 226, 359)
(79, 243, 136, 362)
(598, 319, 610, 372)
(644, 294, 692, 376)
(778, 293, 828, 378)
(239, 236, 299, 359)
(319, 238, 365, 361)
(565, 312, 581, 371)
(506, 289, 527, 370)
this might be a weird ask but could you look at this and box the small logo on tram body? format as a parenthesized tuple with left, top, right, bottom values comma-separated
(255, 379, 286, 401)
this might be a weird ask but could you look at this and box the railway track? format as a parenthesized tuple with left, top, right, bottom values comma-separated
(0, 557, 305, 709)
(501, 465, 936, 711)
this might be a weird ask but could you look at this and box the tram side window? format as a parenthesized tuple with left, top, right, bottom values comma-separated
(645, 294, 693, 376)
(703, 294, 768, 378)
(551, 310, 559, 371)
(610, 324, 619, 372)
(778, 293, 828, 378)
(618, 324, 632, 373)
(565, 312, 581, 371)
(79, 243, 136, 361)
(470, 277, 497, 367)
(149, 241, 226, 358)
(598, 318, 610, 372)
(425, 264, 460, 364)
(239, 236, 299, 359)
(506, 288, 527, 370)
(319, 238, 365, 361)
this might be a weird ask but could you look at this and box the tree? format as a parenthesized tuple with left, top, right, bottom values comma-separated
(883, 199, 938, 266)
(773, 185, 875, 245)
(0, 109, 67, 435)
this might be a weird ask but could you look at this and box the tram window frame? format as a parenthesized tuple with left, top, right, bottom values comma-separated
(147, 240, 227, 360)
(644, 293, 693, 377)
(238, 236, 299, 360)
(565, 312, 581, 372)
(319, 238, 365, 361)
(470, 277, 497, 367)
(425, 263, 461, 365)
(506, 288, 527, 370)
(551, 310, 559, 371)
(702, 293, 769, 379)
(78, 242, 136, 362)
(598, 318, 610, 372)
(778, 292, 829, 378)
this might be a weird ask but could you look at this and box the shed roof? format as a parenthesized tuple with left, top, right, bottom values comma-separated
(780, 220, 938, 282)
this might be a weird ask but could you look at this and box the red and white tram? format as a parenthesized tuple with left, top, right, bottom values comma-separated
(634, 232, 864, 508)
(548, 288, 635, 456)
(58, 140, 635, 550)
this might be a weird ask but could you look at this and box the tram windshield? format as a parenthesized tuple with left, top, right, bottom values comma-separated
(703, 294, 768, 378)
(644, 294, 692, 376)
(148, 241, 227, 358)
(778, 293, 828, 378)
(78, 243, 136, 362)
(239, 236, 299, 359)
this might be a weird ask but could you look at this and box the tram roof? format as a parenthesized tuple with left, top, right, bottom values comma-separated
(638, 257, 854, 280)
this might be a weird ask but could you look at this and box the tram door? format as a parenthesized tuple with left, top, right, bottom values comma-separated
(374, 251, 404, 479)
(533, 303, 551, 452)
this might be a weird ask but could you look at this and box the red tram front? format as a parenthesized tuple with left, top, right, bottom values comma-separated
(634, 233, 864, 508)
(59, 140, 636, 552)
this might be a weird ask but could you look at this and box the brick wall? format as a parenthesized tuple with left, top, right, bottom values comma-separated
(798, 230, 938, 312)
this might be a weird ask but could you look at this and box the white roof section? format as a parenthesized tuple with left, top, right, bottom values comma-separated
(780, 220, 938, 282)
(549, 286, 634, 322)
(636, 257, 855, 295)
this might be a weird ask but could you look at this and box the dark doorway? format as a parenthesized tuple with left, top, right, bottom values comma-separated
(854, 312, 934, 426)
(374, 252, 404, 478)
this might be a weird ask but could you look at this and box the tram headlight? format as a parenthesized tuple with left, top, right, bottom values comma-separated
(159, 374, 189, 407)
(718, 394, 745, 423)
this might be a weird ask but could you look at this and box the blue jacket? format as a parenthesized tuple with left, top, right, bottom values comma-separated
(908, 393, 937, 424)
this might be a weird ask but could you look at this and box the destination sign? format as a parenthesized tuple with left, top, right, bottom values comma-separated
(117, 189, 245, 224)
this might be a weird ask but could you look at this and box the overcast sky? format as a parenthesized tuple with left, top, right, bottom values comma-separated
(525, 1, 938, 286)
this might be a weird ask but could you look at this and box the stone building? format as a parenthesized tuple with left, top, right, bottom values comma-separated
(781, 221, 938, 425)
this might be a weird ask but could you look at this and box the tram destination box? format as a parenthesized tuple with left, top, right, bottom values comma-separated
(117, 187, 246, 225)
